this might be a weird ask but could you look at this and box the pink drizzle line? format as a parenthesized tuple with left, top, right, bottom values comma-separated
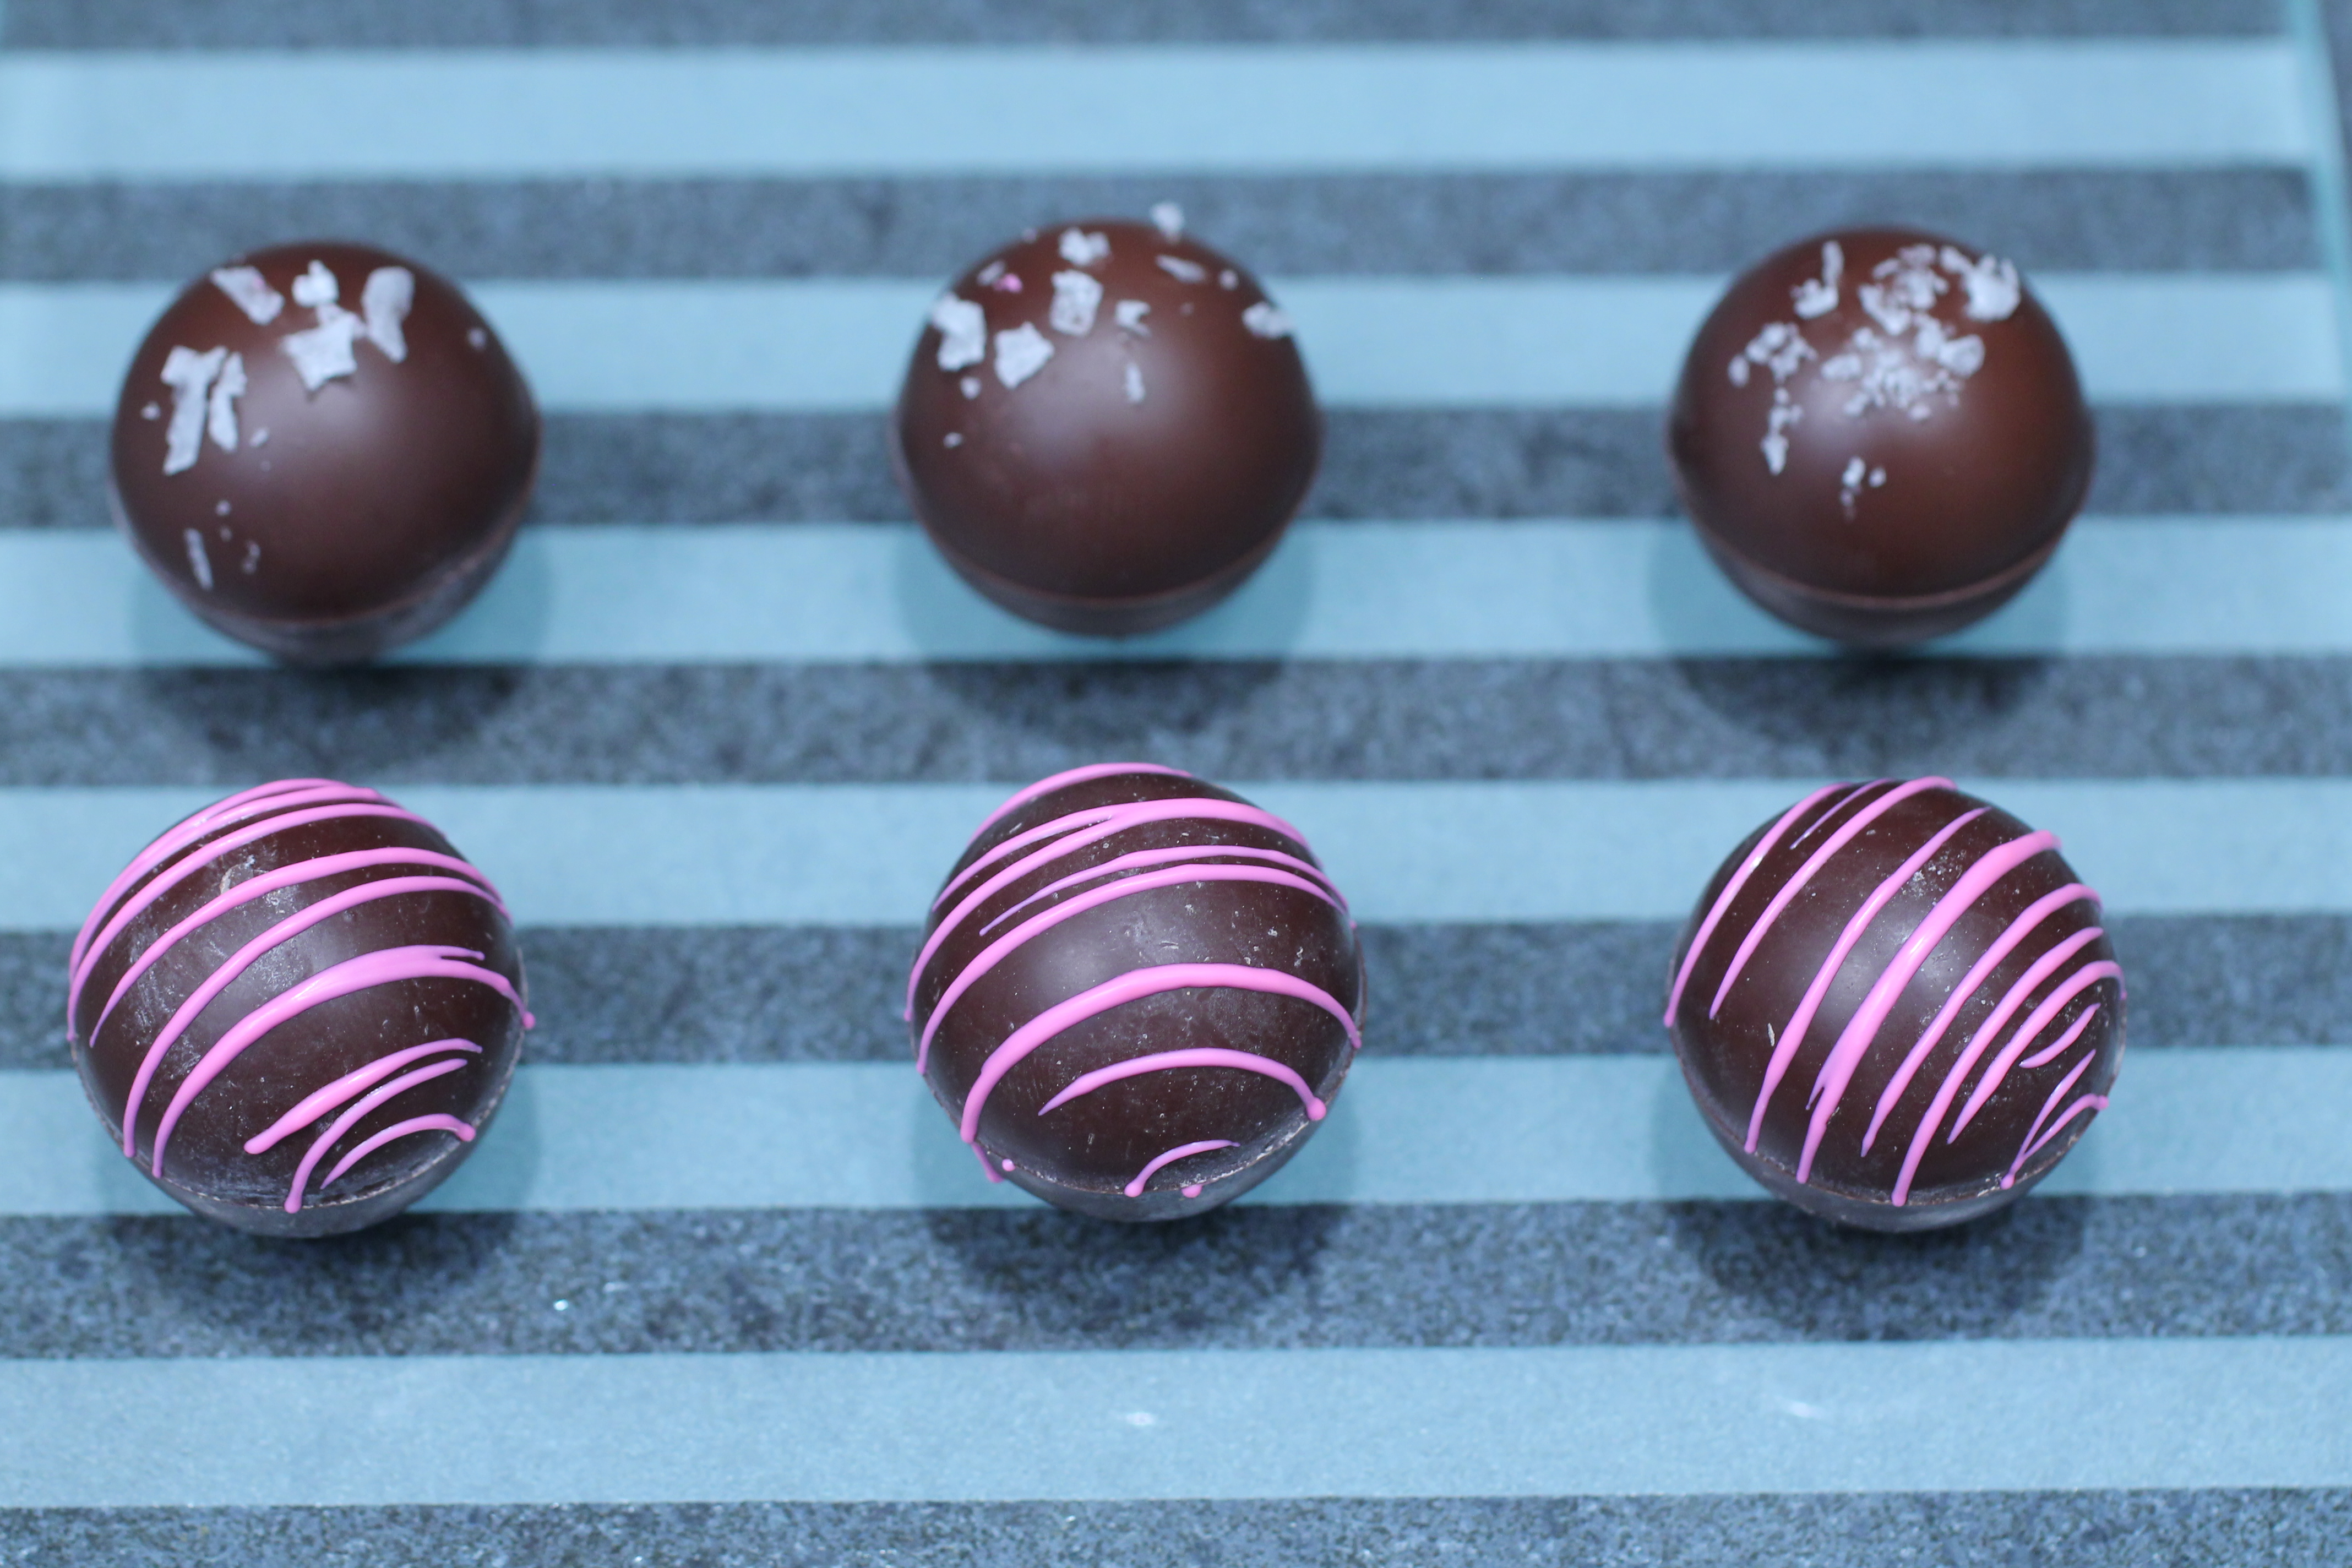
(1862, 883, 2097, 1156)
(117, 875, 504, 1159)
(1663, 782, 1842, 1027)
(1709, 777, 1952, 1020)
(1036, 1046, 1329, 1119)
(1888, 924, 2105, 1206)
(1950, 961, 2125, 1139)
(148, 944, 525, 1178)
(905, 796, 1309, 1021)
(1794, 828, 2056, 1183)
(979, 842, 1343, 937)
(1751, 807, 1987, 1162)
(282, 1054, 475, 1212)
(958, 963, 1359, 1145)
(246, 1038, 481, 1155)
(317, 1115, 475, 1191)
(2004, 1094, 2110, 1187)
(1125, 1140, 1238, 1199)
(916, 863, 1342, 1072)
(968, 763, 1194, 837)
(1786, 780, 1881, 851)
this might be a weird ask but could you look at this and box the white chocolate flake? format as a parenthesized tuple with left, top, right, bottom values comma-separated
(1240, 301, 1293, 339)
(1059, 228, 1111, 268)
(1114, 298, 1152, 335)
(183, 527, 214, 591)
(929, 294, 988, 371)
(290, 260, 339, 309)
(159, 345, 227, 476)
(1049, 269, 1104, 336)
(280, 309, 363, 391)
(204, 352, 245, 454)
(360, 266, 414, 362)
(1124, 361, 1145, 404)
(1790, 240, 1843, 319)
(1151, 202, 1184, 239)
(1156, 254, 1208, 284)
(993, 322, 1054, 388)
(209, 265, 285, 325)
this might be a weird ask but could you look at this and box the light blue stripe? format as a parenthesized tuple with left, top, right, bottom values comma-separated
(3, 1336, 2348, 1505)
(5, 273, 2331, 418)
(0, 43, 2304, 182)
(8, 516, 2352, 668)
(1, 1049, 2339, 1218)
(0, 777, 2348, 932)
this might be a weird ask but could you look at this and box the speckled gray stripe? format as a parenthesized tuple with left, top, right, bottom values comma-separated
(0, 0, 2279, 48)
(0, 170, 2311, 281)
(8, 657, 2352, 790)
(0, 1195, 2343, 1359)
(1, 1491, 2345, 1568)
(0, 912, 2338, 1071)
(4, 402, 2341, 530)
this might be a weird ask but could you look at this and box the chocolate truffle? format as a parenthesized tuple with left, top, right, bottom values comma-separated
(67, 779, 532, 1237)
(908, 764, 1364, 1219)
(1664, 777, 2123, 1231)
(892, 213, 1321, 636)
(1668, 229, 2094, 645)
(109, 242, 540, 663)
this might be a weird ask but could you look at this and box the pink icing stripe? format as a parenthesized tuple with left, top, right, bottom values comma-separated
(972, 1143, 1006, 1183)
(2020, 1000, 2105, 1071)
(906, 797, 1308, 1017)
(2004, 1095, 2110, 1185)
(1754, 807, 1986, 1164)
(1662, 783, 1843, 1028)
(149, 944, 524, 1177)
(1708, 777, 1953, 1020)
(117, 876, 503, 1160)
(1950, 961, 2125, 1139)
(88, 846, 502, 1048)
(1786, 780, 1881, 851)
(934, 792, 1308, 913)
(916, 863, 1340, 1072)
(68, 779, 355, 972)
(68, 799, 433, 1023)
(969, 764, 1194, 837)
(1125, 1140, 1239, 1198)
(959, 963, 1359, 1144)
(1999, 1032, 2099, 1189)
(1795, 828, 2056, 1179)
(1861, 883, 2096, 1155)
(1888, 925, 2105, 1206)
(1036, 1047, 1329, 1119)
(246, 1038, 481, 1155)
(317, 1114, 476, 1192)
(981, 843, 1343, 937)
(282, 1055, 475, 1211)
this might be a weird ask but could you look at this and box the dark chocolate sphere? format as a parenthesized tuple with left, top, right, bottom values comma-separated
(1664, 778, 2123, 1231)
(1668, 228, 2094, 645)
(892, 216, 1321, 636)
(67, 780, 532, 1237)
(109, 241, 540, 663)
(908, 764, 1364, 1219)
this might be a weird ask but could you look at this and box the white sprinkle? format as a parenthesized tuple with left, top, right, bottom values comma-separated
(1219, 269, 1238, 290)
(1870, 467, 1886, 487)
(1740, 320, 1814, 384)
(215, 499, 231, 517)
(280, 308, 363, 391)
(1058, 227, 1111, 268)
(290, 259, 339, 309)
(241, 541, 261, 574)
(1790, 239, 1843, 319)
(993, 322, 1054, 388)
(1761, 394, 1803, 475)
(1761, 433, 1789, 475)
(1124, 361, 1146, 404)
(1841, 457, 1866, 488)
(1156, 254, 1208, 284)
(159, 345, 226, 476)
(944, 432, 963, 448)
(360, 266, 414, 362)
(1049, 269, 1103, 336)
(929, 294, 988, 372)
(218, 524, 230, 538)
(467, 326, 488, 350)
(1940, 246, 2022, 322)
(1150, 202, 1184, 239)
(249, 427, 269, 447)
(976, 260, 1007, 286)
(1114, 299, 1151, 336)
(1240, 301, 1293, 339)
(1727, 357, 1750, 388)
(959, 375, 982, 399)
(182, 527, 214, 591)
(140, 402, 161, 421)
(209, 265, 285, 325)
(204, 351, 245, 454)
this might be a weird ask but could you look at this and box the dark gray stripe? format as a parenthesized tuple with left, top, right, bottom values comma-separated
(10, 657, 2352, 791)
(0, 912, 2337, 1070)
(0, 0, 2277, 48)
(0, 1194, 2343, 1359)
(0, 170, 2310, 281)
(5, 403, 2342, 529)
(1, 1492, 2344, 1568)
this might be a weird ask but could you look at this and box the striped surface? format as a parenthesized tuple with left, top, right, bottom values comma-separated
(3, 2, 2349, 1562)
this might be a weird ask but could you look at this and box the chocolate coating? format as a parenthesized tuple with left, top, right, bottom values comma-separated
(1668, 228, 2094, 645)
(67, 780, 531, 1237)
(1664, 778, 2123, 1231)
(892, 219, 1321, 636)
(909, 764, 1364, 1219)
(108, 241, 540, 663)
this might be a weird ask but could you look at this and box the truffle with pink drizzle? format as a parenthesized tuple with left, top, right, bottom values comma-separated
(1664, 778, 2122, 1230)
(66, 780, 531, 1237)
(908, 764, 1364, 1219)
